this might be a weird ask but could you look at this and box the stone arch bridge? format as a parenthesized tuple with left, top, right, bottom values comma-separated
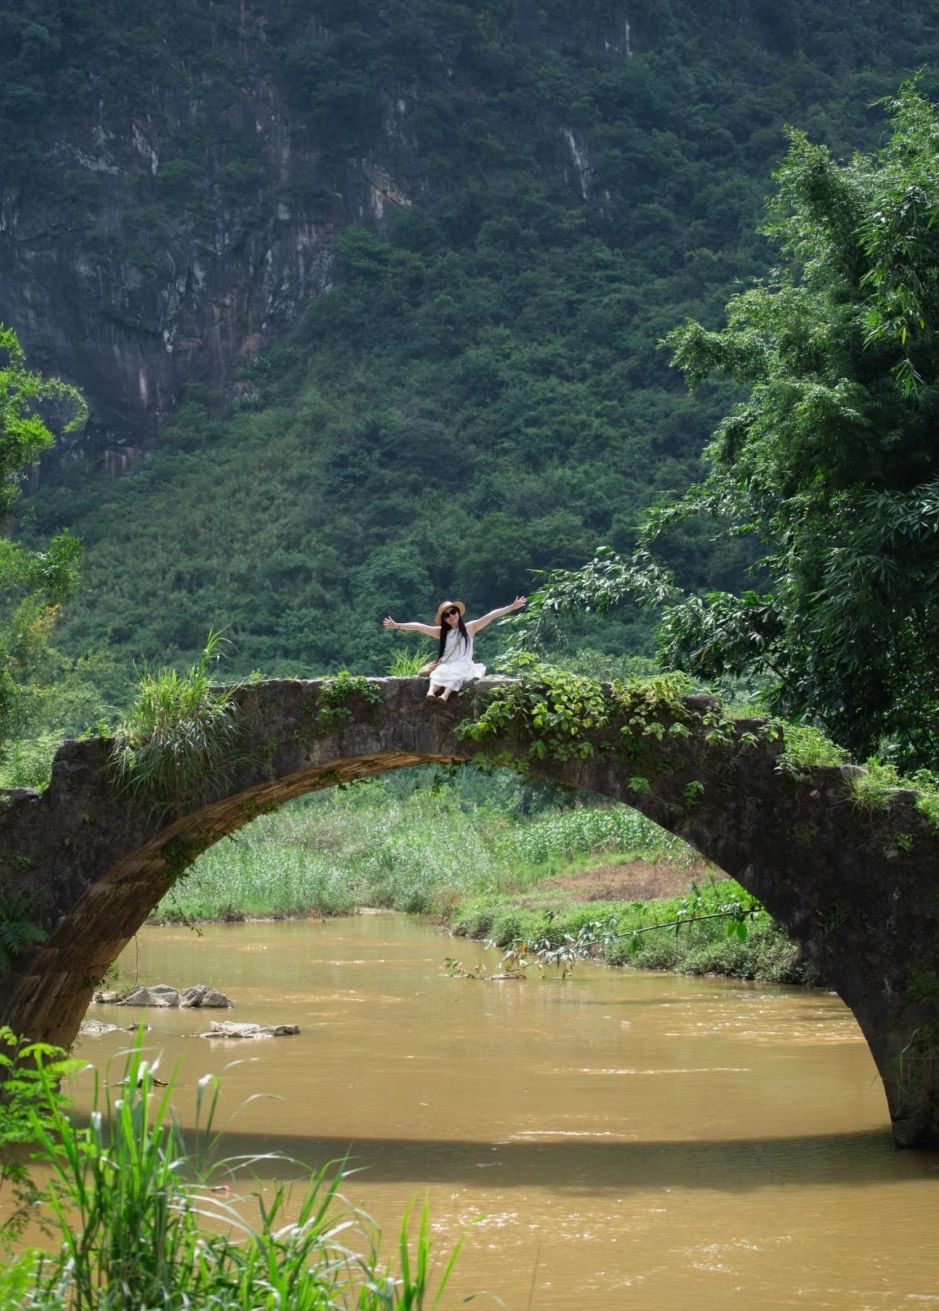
(2, 678, 939, 1148)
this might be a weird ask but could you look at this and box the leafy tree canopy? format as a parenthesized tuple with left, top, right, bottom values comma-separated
(524, 84, 939, 770)
(0, 325, 86, 758)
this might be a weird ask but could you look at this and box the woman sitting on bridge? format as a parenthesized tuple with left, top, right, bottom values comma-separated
(383, 596, 526, 702)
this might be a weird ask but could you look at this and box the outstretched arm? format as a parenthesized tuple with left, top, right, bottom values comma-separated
(383, 616, 440, 638)
(467, 596, 526, 635)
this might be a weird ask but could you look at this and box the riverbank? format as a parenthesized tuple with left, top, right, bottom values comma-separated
(445, 869, 813, 985)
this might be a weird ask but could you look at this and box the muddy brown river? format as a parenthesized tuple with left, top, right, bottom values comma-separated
(63, 916, 939, 1307)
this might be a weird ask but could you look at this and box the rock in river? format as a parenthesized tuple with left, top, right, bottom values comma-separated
(196, 1021, 300, 1040)
(103, 983, 235, 1008)
(79, 1018, 150, 1036)
(115, 984, 180, 1007)
(180, 984, 233, 1009)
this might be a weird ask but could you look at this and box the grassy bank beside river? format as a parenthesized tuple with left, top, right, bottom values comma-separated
(153, 771, 808, 985)
(154, 771, 693, 921)
(446, 878, 812, 985)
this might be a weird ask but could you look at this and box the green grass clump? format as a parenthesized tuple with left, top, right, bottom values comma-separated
(386, 645, 435, 677)
(4, 1037, 463, 1310)
(111, 632, 241, 811)
(775, 722, 848, 778)
(774, 724, 939, 830)
(0, 1028, 80, 1242)
(846, 758, 939, 827)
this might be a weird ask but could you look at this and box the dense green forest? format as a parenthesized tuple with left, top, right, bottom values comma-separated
(2, 1, 939, 751)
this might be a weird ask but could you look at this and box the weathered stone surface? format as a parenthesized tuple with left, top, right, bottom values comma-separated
(116, 984, 179, 1007)
(196, 1021, 299, 1039)
(2, 677, 939, 1147)
(180, 984, 233, 1009)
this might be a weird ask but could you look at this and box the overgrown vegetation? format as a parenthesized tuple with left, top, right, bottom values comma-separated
(153, 770, 691, 922)
(109, 632, 241, 812)
(0, 1033, 463, 1309)
(448, 877, 810, 985)
(774, 722, 848, 780)
(317, 671, 383, 732)
(519, 84, 939, 771)
(459, 653, 696, 765)
(846, 759, 939, 828)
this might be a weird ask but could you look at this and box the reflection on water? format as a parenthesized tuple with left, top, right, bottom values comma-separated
(55, 918, 939, 1308)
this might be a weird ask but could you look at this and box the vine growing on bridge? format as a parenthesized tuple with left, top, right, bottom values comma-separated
(459, 656, 613, 762)
(316, 671, 382, 732)
(458, 655, 699, 770)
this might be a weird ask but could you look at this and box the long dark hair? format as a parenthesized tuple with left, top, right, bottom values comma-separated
(437, 611, 469, 660)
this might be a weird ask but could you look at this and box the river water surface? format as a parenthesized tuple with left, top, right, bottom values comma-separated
(69, 916, 938, 1308)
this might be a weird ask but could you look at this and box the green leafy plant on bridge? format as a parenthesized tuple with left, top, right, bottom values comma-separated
(461, 659, 939, 837)
(459, 654, 696, 768)
(317, 670, 382, 732)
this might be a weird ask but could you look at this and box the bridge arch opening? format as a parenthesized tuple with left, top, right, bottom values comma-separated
(156, 764, 698, 927)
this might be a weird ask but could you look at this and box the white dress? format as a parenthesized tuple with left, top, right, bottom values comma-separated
(432, 627, 486, 691)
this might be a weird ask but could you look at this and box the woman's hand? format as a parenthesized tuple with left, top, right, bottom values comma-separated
(382, 616, 397, 629)
(467, 595, 528, 635)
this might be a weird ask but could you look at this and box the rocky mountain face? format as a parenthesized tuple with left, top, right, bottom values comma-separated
(2, 7, 380, 468)
(0, 0, 646, 471)
(1, 0, 927, 476)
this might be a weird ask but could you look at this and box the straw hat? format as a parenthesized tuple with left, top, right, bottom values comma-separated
(434, 600, 465, 624)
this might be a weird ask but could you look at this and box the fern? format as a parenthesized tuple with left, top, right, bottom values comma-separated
(0, 892, 46, 971)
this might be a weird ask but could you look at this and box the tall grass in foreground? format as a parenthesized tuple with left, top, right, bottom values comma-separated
(155, 775, 692, 922)
(1, 1039, 462, 1311)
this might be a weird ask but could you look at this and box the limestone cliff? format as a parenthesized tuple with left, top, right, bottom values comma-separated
(0, 0, 640, 469)
(0, 5, 403, 467)
(0, 0, 923, 472)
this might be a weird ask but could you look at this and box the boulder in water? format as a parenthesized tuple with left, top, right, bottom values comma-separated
(116, 984, 179, 1007)
(180, 984, 234, 1009)
(79, 1018, 150, 1035)
(196, 1020, 299, 1039)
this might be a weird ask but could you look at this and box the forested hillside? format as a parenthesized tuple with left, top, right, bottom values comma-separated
(6, 0, 939, 684)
